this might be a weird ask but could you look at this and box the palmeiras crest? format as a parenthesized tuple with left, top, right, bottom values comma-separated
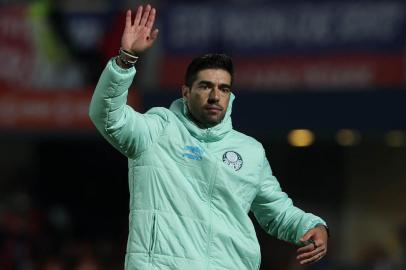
(222, 151, 243, 171)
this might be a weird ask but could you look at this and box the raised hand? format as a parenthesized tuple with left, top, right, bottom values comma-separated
(121, 5, 159, 54)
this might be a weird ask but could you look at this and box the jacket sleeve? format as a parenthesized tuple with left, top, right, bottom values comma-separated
(250, 150, 327, 246)
(89, 58, 168, 159)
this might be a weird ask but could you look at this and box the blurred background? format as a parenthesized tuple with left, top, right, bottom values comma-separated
(1, 0, 406, 269)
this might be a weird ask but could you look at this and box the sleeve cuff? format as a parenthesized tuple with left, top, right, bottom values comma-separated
(101, 57, 137, 97)
(110, 56, 136, 75)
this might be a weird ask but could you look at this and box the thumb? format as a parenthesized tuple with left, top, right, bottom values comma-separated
(149, 28, 159, 41)
(300, 228, 315, 242)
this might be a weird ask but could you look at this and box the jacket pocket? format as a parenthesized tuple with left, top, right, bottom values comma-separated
(149, 212, 158, 258)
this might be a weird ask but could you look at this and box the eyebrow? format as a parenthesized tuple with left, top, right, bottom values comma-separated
(197, 80, 231, 89)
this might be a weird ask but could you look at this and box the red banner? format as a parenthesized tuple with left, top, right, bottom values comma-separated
(0, 5, 35, 90)
(161, 53, 405, 90)
(0, 90, 140, 130)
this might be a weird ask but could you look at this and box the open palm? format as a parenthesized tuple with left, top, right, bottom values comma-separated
(121, 5, 159, 54)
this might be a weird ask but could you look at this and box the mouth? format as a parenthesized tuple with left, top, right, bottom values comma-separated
(204, 105, 223, 113)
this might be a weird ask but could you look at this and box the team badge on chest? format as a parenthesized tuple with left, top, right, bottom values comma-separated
(222, 151, 243, 171)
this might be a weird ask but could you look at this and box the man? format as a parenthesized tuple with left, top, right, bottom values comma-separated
(89, 4, 329, 270)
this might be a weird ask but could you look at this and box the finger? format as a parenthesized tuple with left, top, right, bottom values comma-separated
(133, 6, 143, 26)
(297, 245, 325, 261)
(149, 28, 159, 41)
(312, 239, 326, 252)
(140, 4, 151, 27)
(146, 8, 156, 30)
(300, 251, 325, 265)
(297, 243, 314, 254)
(300, 250, 326, 264)
(124, 10, 132, 30)
(313, 254, 324, 264)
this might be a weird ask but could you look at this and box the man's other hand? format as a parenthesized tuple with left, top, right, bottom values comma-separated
(296, 225, 328, 264)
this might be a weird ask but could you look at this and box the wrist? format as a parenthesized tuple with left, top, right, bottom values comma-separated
(116, 56, 133, 69)
(118, 47, 139, 68)
(315, 224, 330, 237)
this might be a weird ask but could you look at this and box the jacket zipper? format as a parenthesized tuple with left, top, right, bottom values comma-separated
(206, 163, 218, 270)
(148, 212, 157, 261)
(206, 128, 211, 139)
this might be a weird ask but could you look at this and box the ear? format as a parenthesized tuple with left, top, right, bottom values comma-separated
(182, 85, 190, 100)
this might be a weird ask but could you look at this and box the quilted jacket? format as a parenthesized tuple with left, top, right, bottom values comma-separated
(89, 59, 327, 270)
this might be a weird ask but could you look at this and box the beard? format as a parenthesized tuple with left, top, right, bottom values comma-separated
(187, 105, 226, 128)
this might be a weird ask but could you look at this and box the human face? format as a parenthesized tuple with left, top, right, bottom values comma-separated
(182, 69, 232, 128)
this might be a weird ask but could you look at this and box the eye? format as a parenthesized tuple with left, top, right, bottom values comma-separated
(199, 84, 210, 90)
(220, 87, 231, 93)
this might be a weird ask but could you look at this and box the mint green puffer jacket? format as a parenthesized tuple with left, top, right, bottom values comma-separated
(89, 59, 326, 270)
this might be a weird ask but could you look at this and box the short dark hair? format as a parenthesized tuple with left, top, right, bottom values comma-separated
(184, 53, 234, 87)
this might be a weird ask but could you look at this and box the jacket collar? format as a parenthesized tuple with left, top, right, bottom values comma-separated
(169, 93, 235, 142)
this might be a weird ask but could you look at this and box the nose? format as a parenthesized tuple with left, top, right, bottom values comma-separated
(208, 87, 220, 103)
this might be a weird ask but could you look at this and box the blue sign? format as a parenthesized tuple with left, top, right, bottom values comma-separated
(161, 1, 406, 55)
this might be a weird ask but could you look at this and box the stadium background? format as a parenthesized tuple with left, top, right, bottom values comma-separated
(1, 0, 405, 269)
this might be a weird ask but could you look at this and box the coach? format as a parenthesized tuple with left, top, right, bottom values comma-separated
(89, 4, 329, 270)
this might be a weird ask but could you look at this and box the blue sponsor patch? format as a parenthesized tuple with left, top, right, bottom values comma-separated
(183, 146, 204, 161)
